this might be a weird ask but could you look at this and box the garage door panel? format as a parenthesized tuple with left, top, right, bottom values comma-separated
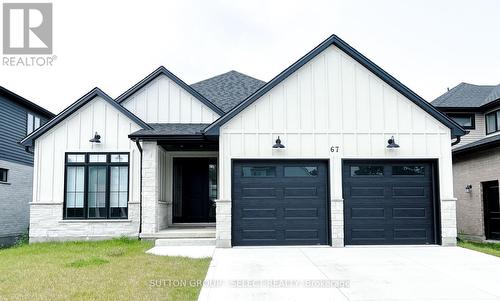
(344, 160, 436, 245)
(233, 160, 329, 246)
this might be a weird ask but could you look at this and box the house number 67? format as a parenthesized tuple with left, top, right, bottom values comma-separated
(330, 146, 339, 153)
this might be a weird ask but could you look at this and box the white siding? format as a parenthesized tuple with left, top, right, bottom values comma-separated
(121, 74, 220, 123)
(219, 45, 455, 202)
(30, 96, 144, 241)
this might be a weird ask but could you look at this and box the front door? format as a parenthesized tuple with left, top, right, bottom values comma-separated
(483, 181, 500, 240)
(173, 158, 216, 223)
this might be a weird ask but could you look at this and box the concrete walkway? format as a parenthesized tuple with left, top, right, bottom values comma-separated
(198, 246, 500, 301)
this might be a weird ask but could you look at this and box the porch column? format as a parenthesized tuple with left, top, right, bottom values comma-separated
(141, 141, 159, 234)
(215, 199, 231, 248)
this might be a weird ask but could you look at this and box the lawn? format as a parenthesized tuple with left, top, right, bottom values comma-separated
(458, 239, 500, 257)
(0, 238, 211, 301)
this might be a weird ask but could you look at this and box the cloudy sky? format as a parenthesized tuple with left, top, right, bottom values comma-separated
(1, 0, 499, 114)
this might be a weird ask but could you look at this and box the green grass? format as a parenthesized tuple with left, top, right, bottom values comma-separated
(0, 238, 211, 301)
(458, 239, 500, 257)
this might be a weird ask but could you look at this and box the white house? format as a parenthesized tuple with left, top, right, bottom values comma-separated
(21, 35, 465, 247)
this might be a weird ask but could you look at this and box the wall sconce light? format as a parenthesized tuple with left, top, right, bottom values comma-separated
(272, 136, 285, 149)
(465, 184, 472, 193)
(387, 136, 400, 148)
(89, 132, 101, 143)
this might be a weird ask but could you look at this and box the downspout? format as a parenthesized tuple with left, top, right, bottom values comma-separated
(451, 136, 461, 146)
(135, 138, 143, 239)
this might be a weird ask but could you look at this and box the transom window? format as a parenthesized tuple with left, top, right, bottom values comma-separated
(448, 113, 475, 130)
(26, 113, 41, 135)
(486, 110, 500, 135)
(64, 153, 129, 219)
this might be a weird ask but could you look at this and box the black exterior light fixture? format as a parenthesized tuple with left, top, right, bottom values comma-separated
(89, 132, 101, 143)
(387, 136, 399, 148)
(465, 184, 472, 193)
(272, 136, 285, 149)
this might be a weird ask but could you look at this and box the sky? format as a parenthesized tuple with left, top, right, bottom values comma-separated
(0, 0, 499, 114)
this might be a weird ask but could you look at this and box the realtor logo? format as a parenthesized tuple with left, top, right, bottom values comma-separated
(3, 3, 52, 54)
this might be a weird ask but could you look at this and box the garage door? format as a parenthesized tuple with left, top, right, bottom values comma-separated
(232, 160, 329, 246)
(343, 160, 437, 245)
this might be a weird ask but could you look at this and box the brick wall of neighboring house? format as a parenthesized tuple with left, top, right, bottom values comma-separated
(452, 146, 500, 241)
(0, 159, 32, 246)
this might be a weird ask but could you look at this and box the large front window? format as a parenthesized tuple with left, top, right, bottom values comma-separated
(64, 153, 129, 219)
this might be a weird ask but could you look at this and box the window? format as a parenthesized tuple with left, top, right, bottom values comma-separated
(26, 113, 41, 135)
(242, 166, 276, 177)
(448, 114, 475, 129)
(64, 153, 129, 219)
(0, 168, 8, 182)
(350, 165, 384, 176)
(284, 166, 318, 177)
(392, 165, 425, 176)
(486, 110, 500, 135)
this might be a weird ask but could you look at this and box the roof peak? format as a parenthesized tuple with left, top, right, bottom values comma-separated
(192, 70, 265, 86)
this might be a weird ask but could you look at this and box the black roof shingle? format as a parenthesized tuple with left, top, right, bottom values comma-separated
(432, 83, 500, 108)
(191, 70, 266, 112)
(129, 123, 210, 138)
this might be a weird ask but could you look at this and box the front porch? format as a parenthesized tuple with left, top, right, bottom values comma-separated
(139, 136, 218, 244)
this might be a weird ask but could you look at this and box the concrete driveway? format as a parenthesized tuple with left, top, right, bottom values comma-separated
(198, 246, 500, 301)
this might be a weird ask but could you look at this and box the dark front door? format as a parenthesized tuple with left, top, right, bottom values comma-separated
(173, 158, 216, 223)
(343, 160, 437, 245)
(232, 160, 329, 246)
(483, 181, 500, 240)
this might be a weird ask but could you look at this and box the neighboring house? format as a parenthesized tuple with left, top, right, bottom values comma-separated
(0, 87, 54, 247)
(433, 83, 500, 241)
(21, 35, 465, 247)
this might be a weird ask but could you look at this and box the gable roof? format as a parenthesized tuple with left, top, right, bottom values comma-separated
(116, 66, 225, 116)
(20, 88, 151, 146)
(0, 86, 54, 118)
(204, 34, 466, 138)
(190, 70, 266, 112)
(432, 83, 500, 109)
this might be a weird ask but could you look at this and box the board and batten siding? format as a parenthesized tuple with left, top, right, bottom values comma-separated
(121, 74, 220, 123)
(219, 45, 455, 202)
(30, 96, 142, 241)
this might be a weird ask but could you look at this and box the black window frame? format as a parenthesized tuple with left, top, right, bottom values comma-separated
(485, 109, 500, 135)
(63, 152, 130, 220)
(0, 168, 8, 183)
(447, 113, 475, 130)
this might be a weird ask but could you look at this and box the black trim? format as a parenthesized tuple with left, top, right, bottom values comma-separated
(204, 35, 466, 138)
(115, 66, 225, 116)
(485, 109, 500, 135)
(63, 152, 130, 220)
(0, 86, 54, 118)
(0, 168, 8, 183)
(20, 88, 152, 146)
(446, 113, 475, 130)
